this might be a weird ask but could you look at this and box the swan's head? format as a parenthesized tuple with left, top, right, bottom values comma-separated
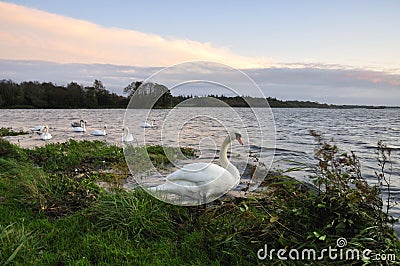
(228, 129, 243, 145)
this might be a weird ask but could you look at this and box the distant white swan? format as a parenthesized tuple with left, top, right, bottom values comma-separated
(30, 125, 44, 131)
(71, 119, 85, 127)
(92, 125, 107, 136)
(72, 120, 86, 132)
(150, 129, 243, 203)
(122, 127, 134, 142)
(141, 119, 157, 128)
(40, 125, 52, 140)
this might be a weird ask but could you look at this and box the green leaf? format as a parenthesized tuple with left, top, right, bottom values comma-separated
(270, 216, 279, 223)
(336, 222, 346, 229)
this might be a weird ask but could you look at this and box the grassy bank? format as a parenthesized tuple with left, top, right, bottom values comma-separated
(0, 138, 399, 265)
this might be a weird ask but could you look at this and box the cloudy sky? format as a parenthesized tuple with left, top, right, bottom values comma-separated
(0, 0, 399, 105)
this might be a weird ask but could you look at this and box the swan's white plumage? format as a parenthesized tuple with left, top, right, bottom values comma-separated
(40, 125, 52, 140)
(150, 129, 242, 202)
(166, 163, 235, 185)
(72, 120, 86, 132)
(92, 126, 107, 136)
(32, 125, 44, 131)
(141, 120, 156, 128)
(122, 127, 134, 142)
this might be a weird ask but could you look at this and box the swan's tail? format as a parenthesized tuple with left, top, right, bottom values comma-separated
(149, 182, 206, 205)
(148, 183, 178, 193)
(149, 184, 163, 192)
(149, 181, 200, 195)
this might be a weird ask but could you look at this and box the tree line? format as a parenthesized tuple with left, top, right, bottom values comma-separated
(0, 79, 389, 109)
(0, 79, 128, 109)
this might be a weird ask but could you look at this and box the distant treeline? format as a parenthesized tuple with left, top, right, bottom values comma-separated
(0, 79, 393, 109)
(0, 79, 128, 108)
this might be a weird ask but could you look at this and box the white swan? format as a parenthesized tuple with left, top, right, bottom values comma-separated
(150, 129, 243, 203)
(30, 125, 44, 131)
(40, 125, 52, 140)
(141, 119, 157, 128)
(71, 119, 85, 127)
(72, 120, 86, 132)
(91, 125, 107, 136)
(122, 127, 134, 142)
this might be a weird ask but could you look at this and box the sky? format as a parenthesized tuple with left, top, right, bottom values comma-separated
(0, 0, 399, 105)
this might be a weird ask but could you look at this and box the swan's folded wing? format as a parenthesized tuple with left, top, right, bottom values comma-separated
(165, 163, 227, 185)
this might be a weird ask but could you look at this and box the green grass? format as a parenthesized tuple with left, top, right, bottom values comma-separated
(0, 138, 398, 265)
(0, 127, 29, 137)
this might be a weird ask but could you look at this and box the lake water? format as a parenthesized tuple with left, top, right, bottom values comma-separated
(1, 108, 399, 228)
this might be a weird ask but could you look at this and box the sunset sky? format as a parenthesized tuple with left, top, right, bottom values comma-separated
(1, 0, 399, 105)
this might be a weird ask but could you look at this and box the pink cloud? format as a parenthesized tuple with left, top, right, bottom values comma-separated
(345, 71, 400, 86)
(0, 2, 268, 68)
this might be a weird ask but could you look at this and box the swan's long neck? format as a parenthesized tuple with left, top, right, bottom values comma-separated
(219, 136, 239, 178)
(219, 136, 231, 168)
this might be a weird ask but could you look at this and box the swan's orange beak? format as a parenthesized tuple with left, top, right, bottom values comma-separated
(237, 137, 243, 145)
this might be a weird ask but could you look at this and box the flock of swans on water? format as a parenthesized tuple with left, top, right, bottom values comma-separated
(30, 120, 108, 141)
(30, 119, 158, 142)
(31, 118, 244, 202)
